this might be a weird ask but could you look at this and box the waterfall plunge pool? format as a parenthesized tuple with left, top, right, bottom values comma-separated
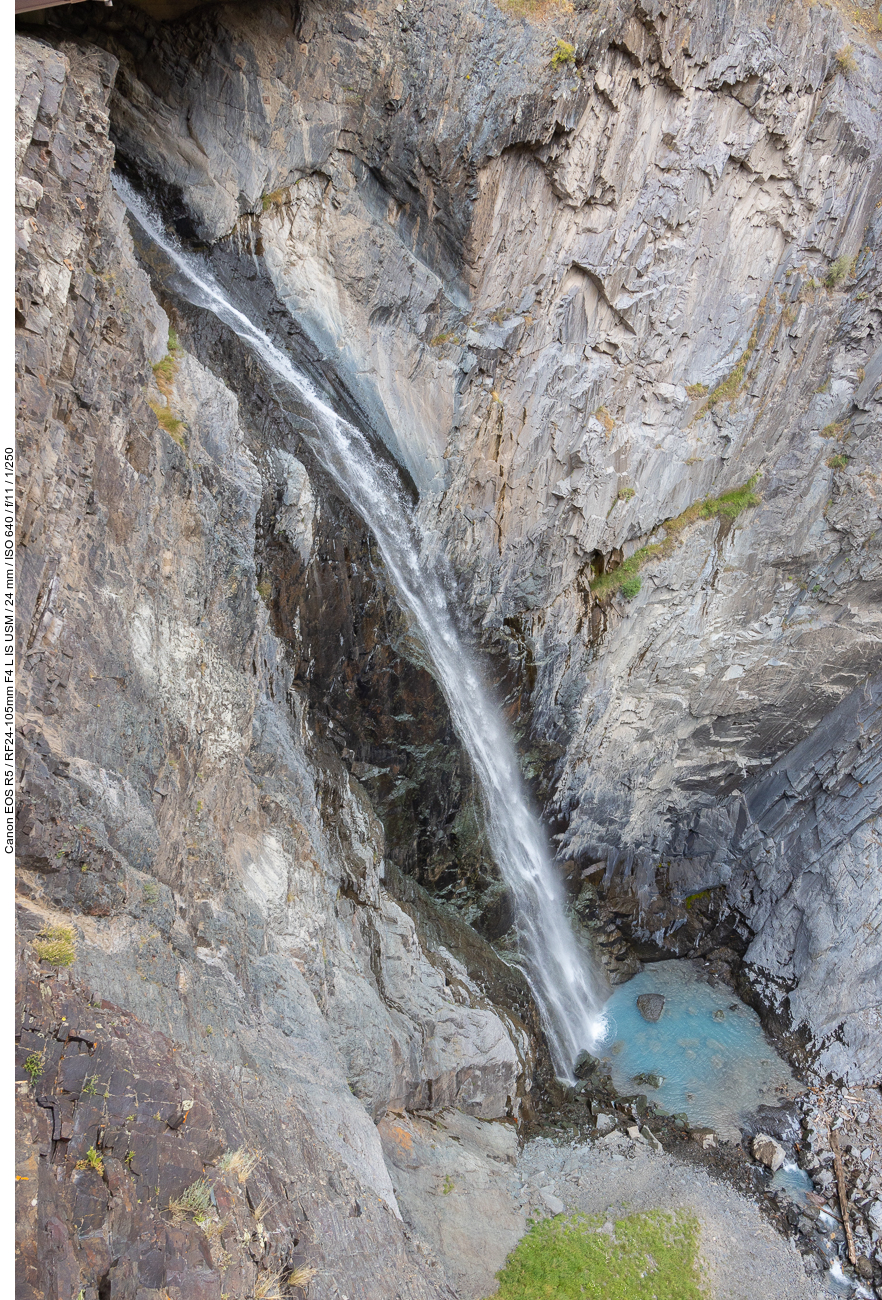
(595, 960, 799, 1142)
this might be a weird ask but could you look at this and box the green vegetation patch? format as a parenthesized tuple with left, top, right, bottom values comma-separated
(148, 398, 185, 447)
(590, 477, 760, 601)
(824, 253, 854, 289)
(489, 1208, 707, 1300)
(551, 39, 576, 68)
(33, 924, 76, 968)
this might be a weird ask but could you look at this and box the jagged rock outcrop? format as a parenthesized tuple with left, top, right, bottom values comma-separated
(44, 0, 881, 1076)
(15, 32, 532, 1299)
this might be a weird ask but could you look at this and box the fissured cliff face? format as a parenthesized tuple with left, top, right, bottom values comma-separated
(48, 0, 881, 1077)
(14, 4, 882, 1294)
(15, 31, 534, 1300)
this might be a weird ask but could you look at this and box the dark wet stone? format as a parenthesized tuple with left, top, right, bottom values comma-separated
(636, 993, 665, 1022)
(632, 1072, 664, 1089)
(573, 1050, 602, 1080)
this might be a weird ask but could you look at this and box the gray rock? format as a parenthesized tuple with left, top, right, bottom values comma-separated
(636, 994, 666, 1023)
(539, 1189, 565, 1215)
(753, 1134, 786, 1171)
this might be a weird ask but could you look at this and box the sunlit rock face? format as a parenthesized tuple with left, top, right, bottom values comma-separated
(62, 0, 881, 1078)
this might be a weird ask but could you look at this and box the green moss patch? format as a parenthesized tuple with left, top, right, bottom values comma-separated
(590, 477, 760, 601)
(489, 1209, 707, 1300)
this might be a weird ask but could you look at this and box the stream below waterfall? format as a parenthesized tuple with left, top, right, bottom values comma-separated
(116, 175, 606, 1081)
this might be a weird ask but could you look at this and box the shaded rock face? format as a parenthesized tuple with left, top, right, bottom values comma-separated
(49, 0, 881, 1080)
(15, 33, 534, 1300)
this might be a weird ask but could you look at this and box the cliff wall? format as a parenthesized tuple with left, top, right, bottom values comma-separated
(47, 0, 882, 1077)
(15, 32, 531, 1299)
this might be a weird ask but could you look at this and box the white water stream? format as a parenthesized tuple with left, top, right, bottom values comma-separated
(117, 177, 606, 1079)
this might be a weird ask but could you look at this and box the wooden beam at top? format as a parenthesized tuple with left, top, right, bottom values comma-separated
(16, 0, 110, 12)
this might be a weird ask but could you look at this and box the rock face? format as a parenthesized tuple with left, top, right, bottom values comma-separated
(13, 0, 882, 1291)
(40, 0, 882, 1079)
(15, 32, 531, 1299)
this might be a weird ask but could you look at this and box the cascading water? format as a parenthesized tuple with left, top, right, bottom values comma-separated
(116, 177, 606, 1080)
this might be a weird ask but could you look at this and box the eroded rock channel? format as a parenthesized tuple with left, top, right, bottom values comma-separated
(14, 1, 882, 1297)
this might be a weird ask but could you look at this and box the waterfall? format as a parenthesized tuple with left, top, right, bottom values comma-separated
(116, 177, 606, 1080)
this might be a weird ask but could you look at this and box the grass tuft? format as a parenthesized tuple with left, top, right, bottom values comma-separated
(827, 453, 849, 470)
(34, 924, 76, 968)
(685, 382, 708, 399)
(429, 330, 462, 348)
(169, 1177, 213, 1224)
(218, 1146, 262, 1183)
(148, 399, 185, 447)
(488, 1208, 707, 1300)
(288, 1265, 318, 1289)
(594, 405, 615, 434)
(835, 44, 857, 75)
(824, 253, 853, 289)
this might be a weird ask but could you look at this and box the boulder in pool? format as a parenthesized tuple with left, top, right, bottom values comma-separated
(632, 1071, 664, 1089)
(752, 1133, 785, 1171)
(636, 993, 665, 1022)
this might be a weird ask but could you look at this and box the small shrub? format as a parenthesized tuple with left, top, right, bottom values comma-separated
(685, 382, 708, 399)
(33, 924, 76, 968)
(442, 1174, 455, 1195)
(429, 330, 462, 347)
(617, 485, 635, 501)
(288, 1266, 318, 1288)
(620, 576, 642, 599)
(82, 1074, 99, 1096)
(169, 1177, 213, 1223)
(257, 579, 273, 603)
(551, 39, 576, 68)
(835, 45, 857, 76)
(24, 1053, 42, 1083)
(75, 1146, 105, 1177)
(820, 420, 845, 439)
(168, 328, 180, 354)
(824, 253, 853, 289)
(827, 454, 849, 470)
(594, 405, 615, 433)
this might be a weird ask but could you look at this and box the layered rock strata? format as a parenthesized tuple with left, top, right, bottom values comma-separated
(15, 33, 530, 1299)
(45, 0, 882, 1077)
